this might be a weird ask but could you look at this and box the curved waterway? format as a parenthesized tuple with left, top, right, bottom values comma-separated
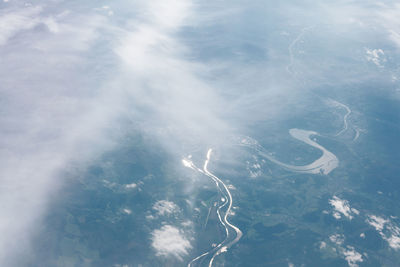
(183, 149, 242, 267)
(328, 99, 352, 136)
(240, 128, 339, 175)
(286, 26, 314, 76)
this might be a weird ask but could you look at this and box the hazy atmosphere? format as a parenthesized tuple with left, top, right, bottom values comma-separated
(1, 0, 400, 266)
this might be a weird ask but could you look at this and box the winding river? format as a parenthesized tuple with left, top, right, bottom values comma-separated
(184, 149, 242, 267)
(241, 128, 339, 175)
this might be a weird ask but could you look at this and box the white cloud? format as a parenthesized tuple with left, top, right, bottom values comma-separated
(386, 232, 400, 250)
(366, 215, 388, 232)
(329, 196, 359, 220)
(328, 234, 364, 267)
(125, 183, 137, 189)
(0, 6, 65, 47)
(42, 17, 59, 33)
(112, 0, 231, 153)
(366, 215, 400, 250)
(388, 30, 400, 48)
(323, 2, 400, 50)
(146, 0, 192, 29)
(123, 208, 132, 215)
(146, 215, 155, 220)
(0, 5, 115, 265)
(153, 200, 179, 216)
(377, 3, 400, 48)
(343, 246, 363, 267)
(246, 158, 262, 178)
(333, 212, 342, 220)
(181, 220, 193, 228)
(0, 6, 42, 45)
(151, 225, 192, 261)
(365, 48, 386, 67)
(329, 234, 345, 246)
